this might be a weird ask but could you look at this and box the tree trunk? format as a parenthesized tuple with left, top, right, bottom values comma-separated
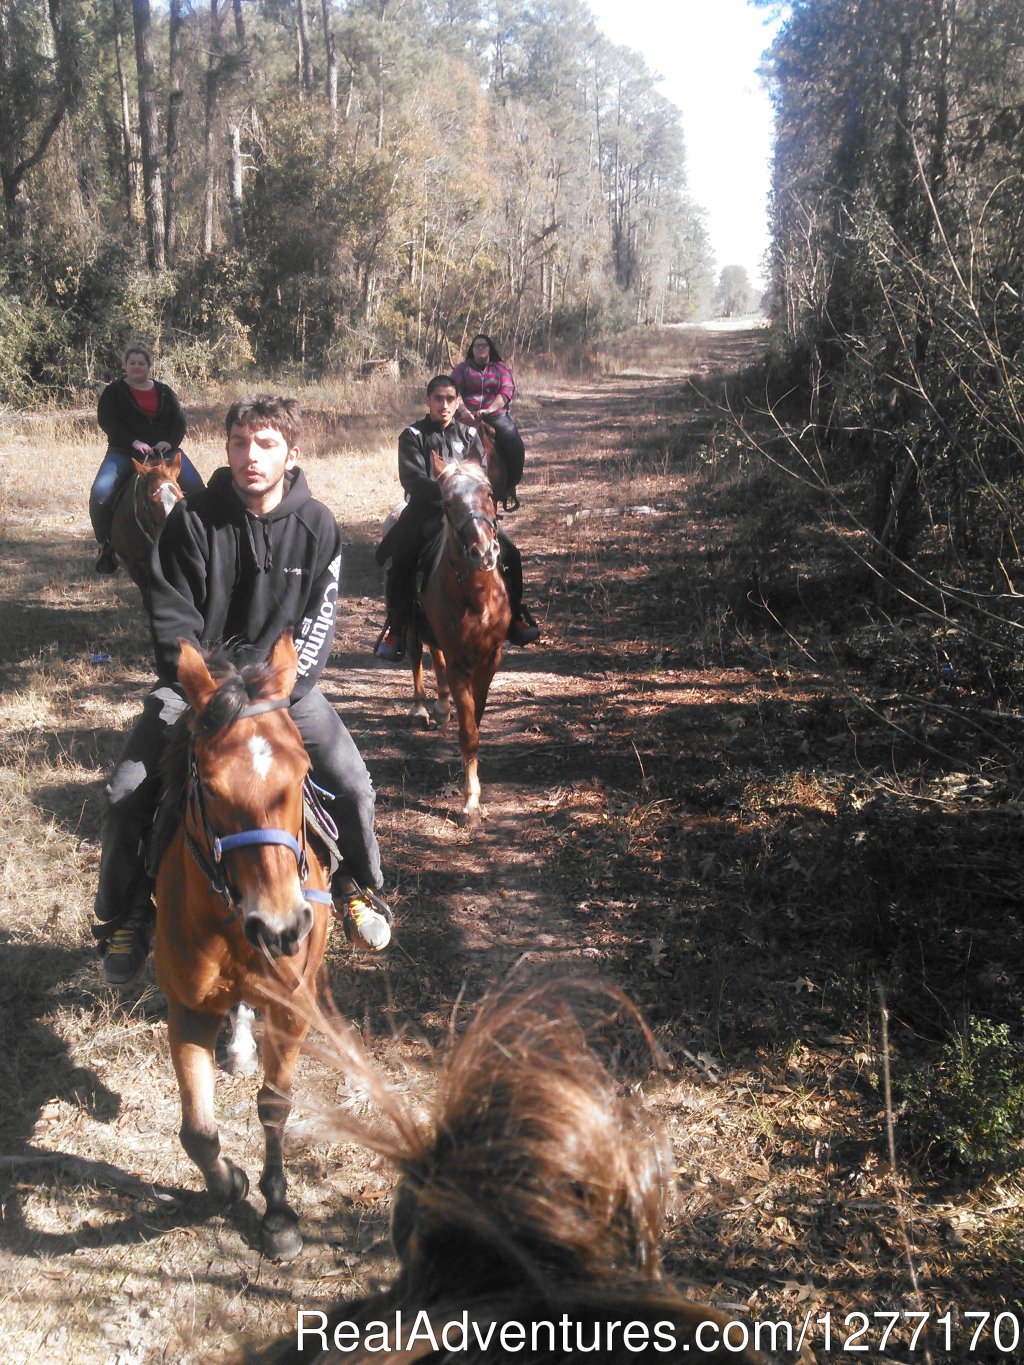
(0, 0, 83, 242)
(165, 0, 185, 266)
(321, 0, 338, 123)
(131, 0, 165, 269)
(229, 121, 246, 250)
(294, 0, 314, 99)
(203, 1, 226, 256)
(112, 0, 138, 224)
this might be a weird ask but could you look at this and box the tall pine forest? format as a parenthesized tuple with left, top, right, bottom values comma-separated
(0, 0, 714, 396)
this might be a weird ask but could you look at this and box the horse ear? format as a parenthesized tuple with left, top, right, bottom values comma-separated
(267, 631, 298, 699)
(430, 449, 446, 479)
(177, 640, 218, 711)
(167, 450, 182, 477)
(132, 457, 148, 476)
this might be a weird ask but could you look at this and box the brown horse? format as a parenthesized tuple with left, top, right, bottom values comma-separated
(109, 451, 184, 604)
(242, 981, 772, 1364)
(153, 632, 332, 1261)
(476, 418, 519, 510)
(408, 449, 511, 826)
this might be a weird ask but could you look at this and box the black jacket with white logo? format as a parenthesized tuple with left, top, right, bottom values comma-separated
(150, 466, 342, 700)
(398, 416, 478, 507)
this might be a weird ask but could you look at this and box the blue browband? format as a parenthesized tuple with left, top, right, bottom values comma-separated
(214, 828, 303, 862)
(210, 827, 333, 906)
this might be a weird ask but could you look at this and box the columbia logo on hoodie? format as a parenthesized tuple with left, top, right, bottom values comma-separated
(295, 553, 341, 677)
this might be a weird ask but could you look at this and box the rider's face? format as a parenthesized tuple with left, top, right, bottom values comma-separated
(471, 337, 491, 363)
(125, 352, 152, 385)
(428, 385, 459, 427)
(226, 423, 298, 513)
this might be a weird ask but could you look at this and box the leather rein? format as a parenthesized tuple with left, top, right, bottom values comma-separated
(182, 695, 333, 922)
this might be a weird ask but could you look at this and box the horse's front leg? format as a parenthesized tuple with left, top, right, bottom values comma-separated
(450, 671, 483, 826)
(407, 636, 431, 729)
(256, 1006, 308, 1261)
(430, 645, 452, 729)
(167, 999, 249, 1204)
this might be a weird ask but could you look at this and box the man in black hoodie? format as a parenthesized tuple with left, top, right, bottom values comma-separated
(95, 394, 390, 987)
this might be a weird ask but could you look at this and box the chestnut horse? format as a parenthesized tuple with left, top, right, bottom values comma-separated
(109, 451, 184, 606)
(408, 449, 511, 826)
(154, 632, 332, 1261)
(243, 981, 769, 1364)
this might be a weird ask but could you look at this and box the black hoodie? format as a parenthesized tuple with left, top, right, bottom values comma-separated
(149, 466, 342, 700)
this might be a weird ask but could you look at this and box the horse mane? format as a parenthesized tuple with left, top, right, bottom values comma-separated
(238, 981, 756, 1365)
(388, 980, 666, 1297)
(161, 643, 292, 791)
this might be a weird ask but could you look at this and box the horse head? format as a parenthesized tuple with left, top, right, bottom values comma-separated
(431, 449, 501, 574)
(177, 632, 318, 959)
(131, 450, 185, 538)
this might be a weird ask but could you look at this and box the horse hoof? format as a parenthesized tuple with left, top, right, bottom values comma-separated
(408, 708, 431, 730)
(210, 1162, 249, 1205)
(262, 1216, 303, 1262)
(463, 805, 484, 829)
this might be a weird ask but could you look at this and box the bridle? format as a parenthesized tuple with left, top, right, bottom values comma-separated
(182, 695, 333, 921)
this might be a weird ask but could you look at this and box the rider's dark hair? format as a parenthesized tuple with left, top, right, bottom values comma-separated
(426, 374, 458, 396)
(124, 344, 153, 367)
(225, 394, 303, 449)
(466, 333, 503, 363)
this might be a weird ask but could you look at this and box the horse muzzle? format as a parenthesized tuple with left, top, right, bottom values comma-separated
(243, 901, 314, 958)
(467, 539, 501, 573)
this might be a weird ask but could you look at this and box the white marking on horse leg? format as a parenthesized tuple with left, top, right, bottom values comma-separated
(408, 699, 431, 729)
(225, 1003, 259, 1076)
(248, 735, 273, 779)
(463, 758, 483, 825)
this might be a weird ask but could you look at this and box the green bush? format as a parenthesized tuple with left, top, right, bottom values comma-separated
(906, 1017, 1024, 1176)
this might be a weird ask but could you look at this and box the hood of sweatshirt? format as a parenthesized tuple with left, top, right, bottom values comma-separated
(205, 466, 312, 573)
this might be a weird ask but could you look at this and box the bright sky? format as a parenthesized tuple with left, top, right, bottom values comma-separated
(586, 0, 784, 290)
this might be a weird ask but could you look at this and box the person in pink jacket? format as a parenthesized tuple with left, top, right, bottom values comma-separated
(451, 334, 526, 496)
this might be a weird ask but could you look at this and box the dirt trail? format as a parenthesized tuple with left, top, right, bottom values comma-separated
(327, 337, 749, 1040)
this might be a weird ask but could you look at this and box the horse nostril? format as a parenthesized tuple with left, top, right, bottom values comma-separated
(244, 917, 269, 950)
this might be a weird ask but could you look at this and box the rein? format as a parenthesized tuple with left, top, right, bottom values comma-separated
(183, 695, 333, 920)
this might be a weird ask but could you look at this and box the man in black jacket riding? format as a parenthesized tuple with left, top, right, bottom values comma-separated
(94, 394, 391, 987)
(374, 374, 539, 660)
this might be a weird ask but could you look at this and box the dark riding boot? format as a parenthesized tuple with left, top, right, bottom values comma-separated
(497, 533, 540, 645)
(98, 878, 155, 988)
(95, 543, 119, 574)
(376, 562, 415, 660)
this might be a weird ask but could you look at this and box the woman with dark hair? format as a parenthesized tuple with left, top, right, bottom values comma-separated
(90, 345, 204, 573)
(451, 334, 526, 494)
(242, 981, 777, 1364)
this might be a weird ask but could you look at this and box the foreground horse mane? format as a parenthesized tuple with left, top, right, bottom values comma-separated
(240, 982, 767, 1363)
(162, 644, 293, 789)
